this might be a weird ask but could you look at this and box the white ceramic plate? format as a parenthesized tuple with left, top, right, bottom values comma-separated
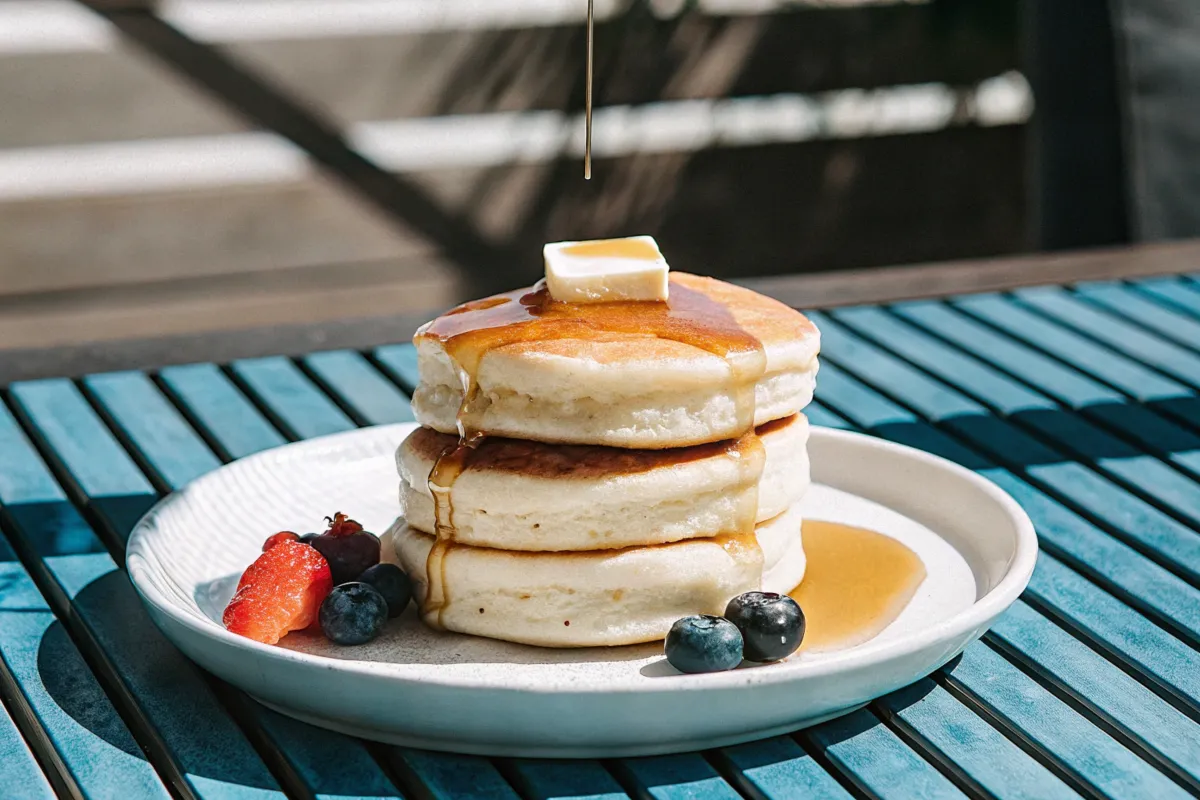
(127, 423, 1036, 758)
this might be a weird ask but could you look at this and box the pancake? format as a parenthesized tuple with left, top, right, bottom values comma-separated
(399, 414, 810, 551)
(411, 273, 820, 449)
(388, 504, 806, 648)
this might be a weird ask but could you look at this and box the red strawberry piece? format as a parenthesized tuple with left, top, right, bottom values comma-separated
(262, 531, 300, 552)
(224, 540, 333, 644)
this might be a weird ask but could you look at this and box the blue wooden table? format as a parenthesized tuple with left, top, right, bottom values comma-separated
(2, 273, 1200, 800)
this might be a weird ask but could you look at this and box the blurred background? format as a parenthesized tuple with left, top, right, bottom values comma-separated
(1, 0, 1197, 352)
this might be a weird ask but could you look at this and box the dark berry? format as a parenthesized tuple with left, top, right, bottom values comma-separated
(298, 532, 320, 545)
(262, 531, 300, 552)
(358, 563, 412, 618)
(309, 513, 380, 584)
(319, 583, 388, 645)
(664, 615, 743, 674)
(724, 592, 805, 662)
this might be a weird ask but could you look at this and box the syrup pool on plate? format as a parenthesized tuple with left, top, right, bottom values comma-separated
(790, 521, 927, 653)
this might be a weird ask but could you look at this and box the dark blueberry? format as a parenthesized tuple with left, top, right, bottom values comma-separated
(664, 615, 743, 674)
(298, 532, 320, 545)
(724, 592, 804, 662)
(357, 563, 412, 618)
(319, 583, 388, 645)
(310, 530, 381, 585)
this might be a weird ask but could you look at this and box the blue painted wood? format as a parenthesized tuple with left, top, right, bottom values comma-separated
(229, 357, 355, 439)
(944, 644, 1190, 799)
(874, 679, 1081, 800)
(0, 701, 53, 800)
(890, 300, 1125, 409)
(302, 350, 414, 425)
(372, 344, 420, 392)
(813, 312, 1200, 587)
(889, 301, 1200, 518)
(804, 403, 852, 429)
(504, 759, 629, 800)
(812, 360, 1200, 717)
(827, 307, 1200, 532)
(385, 748, 521, 800)
(1134, 276, 1200, 318)
(609, 754, 743, 800)
(1016, 286, 1200, 390)
(989, 601, 1200, 792)
(7, 379, 155, 500)
(0, 539, 170, 799)
(158, 363, 286, 460)
(1074, 281, 1200, 351)
(84, 371, 222, 489)
(80, 373, 406, 800)
(1026, 553, 1200, 717)
(953, 294, 1193, 406)
(714, 737, 851, 800)
(0, 395, 286, 799)
(803, 709, 965, 799)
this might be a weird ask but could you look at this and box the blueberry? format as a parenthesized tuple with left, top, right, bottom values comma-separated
(357, 563, 412, 618)
(310, 530, 381, 585)
(664, 615, 743, 674)
(724, 592, 805, 662)
(319, 583, 388, 645)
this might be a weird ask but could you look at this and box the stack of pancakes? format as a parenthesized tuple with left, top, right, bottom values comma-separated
(389, 273, 820, 647)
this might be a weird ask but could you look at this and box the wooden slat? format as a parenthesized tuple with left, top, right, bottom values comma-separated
(77, 370, 408, 800)
(712, 736, 852, 800)
(1022, 552, 1200, 722)
(229, 356, 356, 440)
(886, 301, 1200, 486)
(944, 645, 1189, 799)
(1015, 287, 1200, 390)
(0, 395, 287, 799)
(801, 709, 965, 800)
(502, 759, 629, 800)
(951, 295, 1200, 431)
(1134, 276, 1200, 318)
(813, 329, 1200, 649)
(301, 350, 414, 426)
(1075, 282, 1200, 351)
(0, 535, 112, 800)
(812, 312, 1200, 588)
(809, 387, 1200, 797)
(827, 306, 1200, 541)
(873, 679, 1081, 800)
(609, 754, 744, 800)
(990, 601, 1200, 792)
(816, 364, 1200, 782)
(157, 363, 287, 460)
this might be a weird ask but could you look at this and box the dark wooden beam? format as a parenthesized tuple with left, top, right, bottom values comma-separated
(74, 2, 519, 295)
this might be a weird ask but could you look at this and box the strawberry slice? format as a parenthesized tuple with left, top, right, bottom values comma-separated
(224, 540, 333, 644)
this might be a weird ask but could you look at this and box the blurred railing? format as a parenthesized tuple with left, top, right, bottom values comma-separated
(0, 0, 1031, 345)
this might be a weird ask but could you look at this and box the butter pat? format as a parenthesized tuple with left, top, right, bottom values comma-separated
(544, 236, 669, 303)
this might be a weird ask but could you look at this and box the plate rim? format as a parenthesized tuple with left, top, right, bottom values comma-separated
(126, 422, 1037, 695)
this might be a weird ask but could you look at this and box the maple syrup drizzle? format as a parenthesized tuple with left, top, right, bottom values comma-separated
(790, 521, 926, 653)
(417, 277, 768, 624)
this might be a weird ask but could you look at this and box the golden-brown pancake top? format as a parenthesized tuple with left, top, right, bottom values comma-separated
(416, 272, 818, 369)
